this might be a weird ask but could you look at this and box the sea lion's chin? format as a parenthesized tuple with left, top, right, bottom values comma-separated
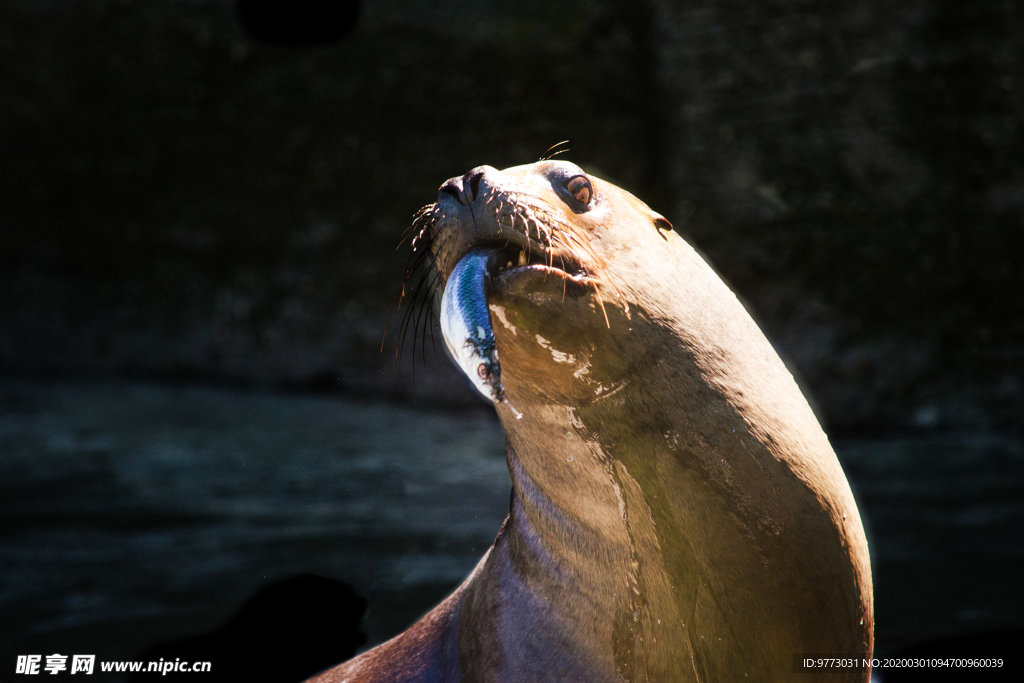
(487, 267, 633, 408)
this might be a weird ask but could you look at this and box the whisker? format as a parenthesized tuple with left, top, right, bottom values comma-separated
(400, 271, 432, 355)
(540, 140, 570, 161)
(426, 271, 442, 359)
(415, 276, 434, 367)
(560, 253, 568, 300)
(592, 282, 611, 328)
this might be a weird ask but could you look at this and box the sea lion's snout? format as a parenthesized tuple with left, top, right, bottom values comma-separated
(437, 165, 497, 207)
(431, 162, 602, 288)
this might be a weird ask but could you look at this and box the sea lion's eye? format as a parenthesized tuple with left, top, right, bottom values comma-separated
(566, 175, 593, 205)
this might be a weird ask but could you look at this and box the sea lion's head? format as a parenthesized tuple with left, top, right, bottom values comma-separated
(409, 160, 679, 411)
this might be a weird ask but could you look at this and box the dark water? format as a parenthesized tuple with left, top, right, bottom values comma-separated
(1, 379, 1021, 672)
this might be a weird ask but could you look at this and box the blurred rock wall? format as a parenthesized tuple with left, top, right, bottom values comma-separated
(1, 0, 1021, 432)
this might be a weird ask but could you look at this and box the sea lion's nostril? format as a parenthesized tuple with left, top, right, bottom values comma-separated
(467, 172, 484, 202)
(439, 178, 466, 205)
(440, 186, 463, 203)
(462, 168, 488, 203)
(440, 167, 490, 206)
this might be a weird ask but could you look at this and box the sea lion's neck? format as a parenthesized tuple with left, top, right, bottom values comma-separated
(503, 431, 636, 588)
(451, 404, 681, 682)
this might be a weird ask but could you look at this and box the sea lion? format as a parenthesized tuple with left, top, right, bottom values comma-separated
(310, 161, 873, 682)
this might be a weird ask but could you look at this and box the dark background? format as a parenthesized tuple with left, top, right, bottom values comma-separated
(1, 0, 1021, 680)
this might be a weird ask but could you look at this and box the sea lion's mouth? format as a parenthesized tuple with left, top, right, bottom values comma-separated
(471, 242, 593, 289)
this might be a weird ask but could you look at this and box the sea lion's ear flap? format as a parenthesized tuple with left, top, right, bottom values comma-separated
(653, 214, 673, 240)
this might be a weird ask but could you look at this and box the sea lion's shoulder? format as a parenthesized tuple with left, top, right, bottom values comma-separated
(308, 591, 461, 683)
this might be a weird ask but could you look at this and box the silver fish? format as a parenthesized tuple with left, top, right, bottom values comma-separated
(440, 249, 504, 402)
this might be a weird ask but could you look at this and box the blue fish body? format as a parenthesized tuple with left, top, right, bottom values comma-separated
(440, 249, 503, 402)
